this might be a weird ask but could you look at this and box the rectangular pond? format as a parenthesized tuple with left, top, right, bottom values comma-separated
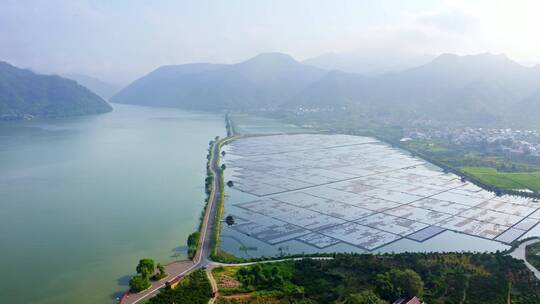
(220, 134, 540, 258)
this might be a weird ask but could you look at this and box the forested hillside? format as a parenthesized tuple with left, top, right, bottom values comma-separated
(0, 62, 112, 120)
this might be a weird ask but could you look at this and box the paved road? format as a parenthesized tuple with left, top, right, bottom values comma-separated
(119, 260, 196, 304)
(199, 137, 227, 268)
(509, 238, 540, 280)
(120, 137, 227, 304)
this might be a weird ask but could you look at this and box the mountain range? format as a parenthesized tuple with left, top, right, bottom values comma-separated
(111, 53, 326, 110)
(0, 62, 112, 120)
(296, 53, 540, 124)
(112, 52, 540, 126)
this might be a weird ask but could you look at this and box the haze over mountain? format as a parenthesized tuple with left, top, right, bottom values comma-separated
(112, 53, 326, 110)
(296, 53, 540, 124)
(0, 61, 112, 120)
(512, 89, 540, 125)
(112, 52, 540, 126)
(63, 73, 121, 100)
(303, 50, 435, 75)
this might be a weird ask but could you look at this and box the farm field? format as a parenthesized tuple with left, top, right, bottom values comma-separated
(461, 167, 540, 192)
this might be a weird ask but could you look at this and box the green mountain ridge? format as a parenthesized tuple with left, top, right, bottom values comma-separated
(0, 62, 112, 120)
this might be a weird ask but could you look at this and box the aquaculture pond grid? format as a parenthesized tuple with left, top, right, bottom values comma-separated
(223, 134, 540, 251)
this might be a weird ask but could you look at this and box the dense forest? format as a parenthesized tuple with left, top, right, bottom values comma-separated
(214, 252, 540, 304)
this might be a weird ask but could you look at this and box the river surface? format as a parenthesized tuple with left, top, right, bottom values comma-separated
(0, 104, 225, 304)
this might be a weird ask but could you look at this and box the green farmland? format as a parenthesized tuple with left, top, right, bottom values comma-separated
(461, 167, 540, 192)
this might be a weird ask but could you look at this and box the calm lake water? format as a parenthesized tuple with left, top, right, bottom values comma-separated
(0, 104, 225, 304)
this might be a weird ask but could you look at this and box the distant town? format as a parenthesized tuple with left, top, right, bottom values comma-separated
(403, 127, 540, 158)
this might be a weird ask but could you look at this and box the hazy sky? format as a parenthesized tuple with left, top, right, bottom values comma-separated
(2, 0, 540, 84)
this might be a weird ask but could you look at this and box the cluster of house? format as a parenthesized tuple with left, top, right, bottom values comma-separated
(403, 127, 540, 157)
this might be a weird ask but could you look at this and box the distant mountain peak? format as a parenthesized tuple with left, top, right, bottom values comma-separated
(243, 52, 298, 65)
(153, 62, 218, 72)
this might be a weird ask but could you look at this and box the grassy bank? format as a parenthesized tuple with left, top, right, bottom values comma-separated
(461, 167, 540, 192)
(401, 140, 540, 194)
(210, 136, 247, 264)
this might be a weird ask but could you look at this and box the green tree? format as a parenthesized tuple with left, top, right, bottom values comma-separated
(187, 231, 200, 259)
(154, 263, 167, 280)
(187, 232, 200, 248)
(136, 258, 155, 278)
(395, 269, 423, 298)
(236, 263, 292, 291)
(129, 275, 150, 292)
(375, 268, 423, 300)
(345, 290, 388, 304)
(157, 263, 166, 275)
(225, 215, 235, 226)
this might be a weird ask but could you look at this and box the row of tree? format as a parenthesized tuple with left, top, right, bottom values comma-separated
(187, 231, 200, 259)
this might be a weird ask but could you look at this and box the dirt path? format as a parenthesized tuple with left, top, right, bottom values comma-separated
(220, 292, 255, 299)
(206, 268, 219, 304)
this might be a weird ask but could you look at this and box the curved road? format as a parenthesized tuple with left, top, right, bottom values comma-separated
(120, 137, 228, 304)
(509, 238, 540, 280)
